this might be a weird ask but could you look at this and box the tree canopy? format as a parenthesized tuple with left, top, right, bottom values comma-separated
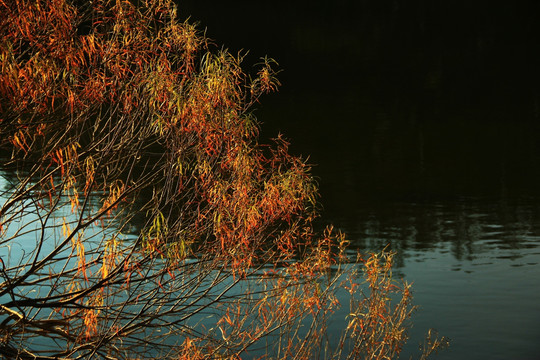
(0, 0, 446, 359)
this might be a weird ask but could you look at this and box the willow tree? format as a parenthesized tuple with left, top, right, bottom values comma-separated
(0, 0, 446, 359)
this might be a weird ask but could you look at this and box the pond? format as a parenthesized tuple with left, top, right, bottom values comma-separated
(327, 195, 540, 359)
(2, 157, 539, 359)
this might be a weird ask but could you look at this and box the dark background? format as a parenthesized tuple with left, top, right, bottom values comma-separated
(177, 0, 540, 224)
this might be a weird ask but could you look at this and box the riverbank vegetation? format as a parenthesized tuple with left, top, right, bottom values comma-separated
(0, 0, 447, 358)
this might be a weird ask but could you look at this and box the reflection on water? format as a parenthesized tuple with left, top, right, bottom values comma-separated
(310, 190, 540, 360)
(311, 117, 540, 358)
(326, 195, 540, 359)
(346, 197, 540, 264)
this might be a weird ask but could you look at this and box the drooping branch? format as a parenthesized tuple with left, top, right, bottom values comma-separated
(0, 0, 447, 359)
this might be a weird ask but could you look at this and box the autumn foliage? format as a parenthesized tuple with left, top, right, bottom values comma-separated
(0, 0, 446, 359)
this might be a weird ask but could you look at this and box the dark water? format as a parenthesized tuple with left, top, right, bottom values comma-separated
(328, 196, 540, 359)
(178, 1, 540, 359)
